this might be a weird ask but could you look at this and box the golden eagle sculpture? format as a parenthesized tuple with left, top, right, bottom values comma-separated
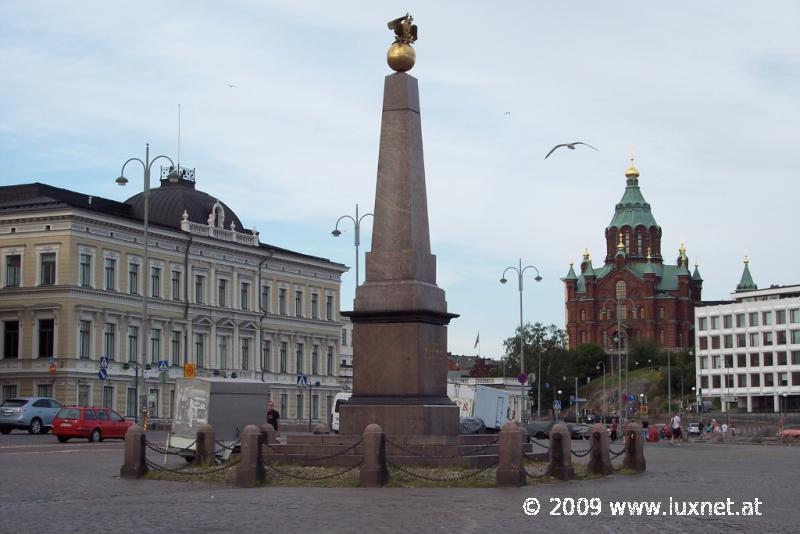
(386, 14, 418, 72)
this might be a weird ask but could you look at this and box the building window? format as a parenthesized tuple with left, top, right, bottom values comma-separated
(218, 279, 227, 307)
(218, 335, 228, 369)
(749, 353, 759, 367)
(750, 373, 760, 387)
(37, 384, 53, 398)
(261, 285, 270, 312)
(195, 333, 205, 368)
(793, 351, 800, 365)
(41, 252, 56, 286)
(150, 329, 160, 364)
(38, 319, 54, 358)
(723, 315, 732, 329)
(128, 263, 139, 294)
(735, 313, 745, 328)
(260, 340, 271, 372)
(312, 345, 319, 375)
(698, 317, 708, 331)
(723, 335, 733, 349)
(712, 375, 720, 389)
(580, 309, 586, 321)
(737, 353, 747, 367)
(776, 310, 786, 325)
(749, 333, 759, 347)
(241, 338, 250, 370)
(311, 294, 319, 319)
(711, 336, 720, 350)
(312, 394, 319, 419)
(327, 346, 334, 376)
(762, 311, 773, 326)
(79, 253, 92, 287)
(171, 331, 180, 366)
(790, 309, 800, 324)
(342, 328, 348, 347)
(195, 275, 205, 304)
(763, 373, 774, 387)
(615, 280, 626, 299)
(151, 267, 161, 298)
(792, 330, 800, 344)
(5, 255, 21, 287)
(280, 394, 288, 421)
(777, 331, 787, 345)
(240, 282, 250, 310)
(699, 356, 708, 369)
(735, 333, 746, 348)
(699, 337, 708, 350)
(295, 291, 303, 317)
(659, 307, 665, 319)
(777, 351, 787, 366)
(636, 232, 642, 254)
(126, 388, 137, 418)
(128, 326, 139, 362)
(280, 342, 287, 372)
(279, 288, 287, 315)
(79, 320, 91, 359)
(2, 385, 18, 402)
(104, 324, 116, 361)
(296, 394, 304, 420)
(3, 321, 20, 359)
(763, 332, 773, 346)
(296, 343, 304, 373)
(104, 258, 116, 290)
(78, 385, 90, 407)
(171, 270, 181, 301)
(624, 232, 630, 253)
(749, 312, 759, 327)
(326, 296, 333, 320)
(763, 352, 773, 366)
(102, 386, 113, 409)
(710, 316, 719, 330)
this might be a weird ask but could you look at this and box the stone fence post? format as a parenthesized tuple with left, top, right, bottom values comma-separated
(120, 424, 147, 479)
(496, 421, 526, 487)
(359, 423, 388, 487)
(586, 423, 612, 476)
(623, 422, 646, 473)
(194, 423, 216, 466)
(547, 423, 575, 480)
(235, 425, 265, 487)
(260, 423, 277, 446)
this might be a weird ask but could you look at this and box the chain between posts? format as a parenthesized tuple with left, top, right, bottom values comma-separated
(262, 459, 363, 481)
(570, 445, 594, 458)
(214, 440, 241, 452)
(144, 458, 240, 476)
(384, 437, 499, 459)
(529, 440, 551, 451)
(262, 438, 363, 462)
(609, 448, 625, 459)
(143, 438, 197, 456)
(386, 457, 499, 482)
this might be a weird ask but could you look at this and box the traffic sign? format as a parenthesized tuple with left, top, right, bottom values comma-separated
(517, 373, 527, 384)
(98, 368, 107, 380)
(553, 399, 561, 411)
(628, 394, 636, 402)
(183, 362, 197, 378)
(158, 360, 169, 372)
(296, 373, 309, 388)
(640, 405, 648, 414)
(100, 356, 109, 368)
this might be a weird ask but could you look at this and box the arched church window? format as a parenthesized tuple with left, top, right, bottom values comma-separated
(637, 232, 643, 254)
(660, 329, 665, 344)
(615, 280, 626, 299)
(620, 304, 627, 320)
(580, 309, 586, 321)
(659, 307, 665, 319)
(631, 307, 637, 320)
(625, 232, 630, 253)
(580, 331, 586, 344)
(640, 307, 645, 319)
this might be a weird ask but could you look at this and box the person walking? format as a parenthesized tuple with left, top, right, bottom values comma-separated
(266, 400, 281, 435)
(610, 417, 618, 442)
(670, 412, 682, 445)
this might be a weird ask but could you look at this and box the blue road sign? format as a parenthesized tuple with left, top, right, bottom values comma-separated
(628, 394, 636, 402)
(553, 400, 561, 411)
(98, 368, 107, 380)
(100, 356, 109, 368)
(296, 373, 308, 387)
(158, 360, 169, 372)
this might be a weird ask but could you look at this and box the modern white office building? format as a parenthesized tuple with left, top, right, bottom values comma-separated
(694, 259, 800, 413)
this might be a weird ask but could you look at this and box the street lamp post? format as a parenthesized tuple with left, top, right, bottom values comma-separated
(116, 144, 177, 424)
(501, 259, 542, 422)
(601, 297, 636, 420)
(596, 361, 606, 423)
(332, 204, 373, 286)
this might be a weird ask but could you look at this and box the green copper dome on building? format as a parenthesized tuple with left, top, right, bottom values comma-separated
(607, 158, 660, 230)
(736, 256, 758, 292)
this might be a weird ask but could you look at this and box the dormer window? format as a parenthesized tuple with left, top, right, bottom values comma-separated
(208, 201, 226, 228)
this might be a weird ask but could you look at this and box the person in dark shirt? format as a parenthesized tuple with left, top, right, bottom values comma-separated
(266, 400, 280, 432)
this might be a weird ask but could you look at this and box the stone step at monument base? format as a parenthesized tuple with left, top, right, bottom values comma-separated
(285, 433, 517, 446)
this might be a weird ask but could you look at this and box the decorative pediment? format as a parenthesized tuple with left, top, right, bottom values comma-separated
(216, 317, 237, 329)
(238, 320, 258, 331)
(192, 316, 214, 327)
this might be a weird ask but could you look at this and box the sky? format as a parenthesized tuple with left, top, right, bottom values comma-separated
(1, 1, 798, 359)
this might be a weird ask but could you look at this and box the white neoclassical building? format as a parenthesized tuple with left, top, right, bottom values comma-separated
(0, 170, 348, 425)
(694, 259, 800, 413)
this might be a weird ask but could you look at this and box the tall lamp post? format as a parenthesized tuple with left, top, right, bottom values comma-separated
(501, 258, 542, 422)
(601, 296, 636, 420)
(596, 361, 606, 423)
(331, 204, 373, 286)
(116, 144, 177, 424)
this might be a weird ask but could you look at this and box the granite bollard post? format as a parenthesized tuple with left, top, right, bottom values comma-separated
(120, 424, 147, 479)
(547, 423, 575, 481)
(235, 425, 265, 487)
(193, 423, 216, 466)
(623, 422, 646, 473)
(586, 423, 612, 477)
(496, 421, 526, 487)
(360, 424, 389, 487)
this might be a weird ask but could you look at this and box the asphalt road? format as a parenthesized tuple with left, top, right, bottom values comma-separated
(1, 431, 798, 533)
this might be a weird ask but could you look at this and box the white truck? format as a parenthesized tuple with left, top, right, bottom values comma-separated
(447, 383, 518, 431)
(168, 377, 270, 461)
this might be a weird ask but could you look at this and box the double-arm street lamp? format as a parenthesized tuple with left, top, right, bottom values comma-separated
(116, 144, 177, 424)
(332, 204, 373, 286)
(596, 361, 606, 423)
(601, 296, 637, 420)
(500, 259, 542, 422)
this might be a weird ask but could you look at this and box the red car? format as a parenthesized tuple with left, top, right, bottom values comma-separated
(52, 406, 133, 443)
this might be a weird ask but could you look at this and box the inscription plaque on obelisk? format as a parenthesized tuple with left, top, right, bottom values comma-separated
(340, 14, 460, 436)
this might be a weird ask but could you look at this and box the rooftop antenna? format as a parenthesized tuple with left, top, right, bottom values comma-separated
(177, 103, 181, 169)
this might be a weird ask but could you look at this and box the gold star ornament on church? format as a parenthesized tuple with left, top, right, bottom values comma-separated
(387, 13, 418, 72)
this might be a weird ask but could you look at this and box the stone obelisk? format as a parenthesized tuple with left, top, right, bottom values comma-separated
(340, 15, 460, 436)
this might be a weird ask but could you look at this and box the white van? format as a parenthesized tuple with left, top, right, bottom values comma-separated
(330, 391, 352, 434)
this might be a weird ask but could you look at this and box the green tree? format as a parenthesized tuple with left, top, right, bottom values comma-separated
(569, 343, 606, 379)
(628, 338, 661, 370)
(503, 322, 568, 409)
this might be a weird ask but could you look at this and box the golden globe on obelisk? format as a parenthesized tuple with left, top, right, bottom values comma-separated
(340, 14, 461, 435)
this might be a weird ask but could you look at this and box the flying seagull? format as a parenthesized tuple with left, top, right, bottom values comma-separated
(544, 141, 598, 160)
(504, 111, 511, 115)
(226, 83, 237, 88)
